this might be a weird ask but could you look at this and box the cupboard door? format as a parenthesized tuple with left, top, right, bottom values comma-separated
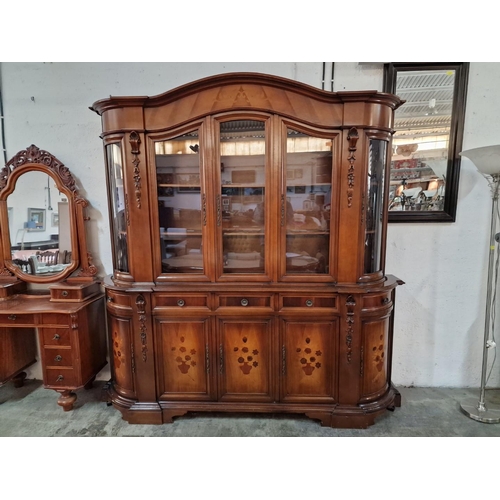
(105, 142, 129, 274)
(218, 318, 274, 402)
(154, 129, 207, 277)
(217, 119, 270, 279)
(281, 319, 338, 403)
(281, 128, 336, 280)
(155, 318, 213, 401)
(0, 327, 37, 384)
(107, 313, 135, 398)
(360, 316, 390, 403)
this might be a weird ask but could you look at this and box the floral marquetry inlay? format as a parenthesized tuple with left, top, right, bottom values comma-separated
(234, 336, 259, 375)
(171, 336, 197, 374)
(296, 337, 322, 376)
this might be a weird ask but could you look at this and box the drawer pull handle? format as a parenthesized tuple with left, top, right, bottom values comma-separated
(107, 296, 114, 303)
(241, 298, 249, 307)
(305, 299, 313, 307)
(61, 291, 69, 297)
(177, 299, 185, 307)
(8, 314, 17, 320)
(55, 355, 63, 362)
(56, 375, 64, 382)
(382, 297, 390, 305)
(53, 334, 61, 340)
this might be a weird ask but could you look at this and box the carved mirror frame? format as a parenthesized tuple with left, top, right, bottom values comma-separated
(0, 145, 97, 283)
(383, 62, 469, 222)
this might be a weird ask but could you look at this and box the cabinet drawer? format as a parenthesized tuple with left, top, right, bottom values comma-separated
(280, 295, 337, 310)
(40, 313, 69, 326)
(50, 281, 101, 302)
(44, 368, 78, 387)
(217, 295, 273, 309)
(363, 292, 392, 310)
(0, 313, 35, 326)
(43, 347, 73, 367)
(41, 328, 72, 346)
(153, 294, 210, 309)
(106, 290, 132, 307)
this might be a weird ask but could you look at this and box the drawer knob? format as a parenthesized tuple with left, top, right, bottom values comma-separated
(107, 296, 114, 303)
(61, 291, 69, 297)
(8, 314, 17, 320)
(56, 375, 64, 382)
(177, 299, 185, 307)
(53, 334, 61, 340)
(382, 297, 390, 305)
(305, 299, 313, 307)
(241, 298, 249, 307)
(55, 355, 63, 362)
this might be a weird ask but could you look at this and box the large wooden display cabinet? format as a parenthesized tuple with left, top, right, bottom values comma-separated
(91, 73, 404, 428)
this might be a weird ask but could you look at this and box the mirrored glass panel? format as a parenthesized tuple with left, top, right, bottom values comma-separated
(364, 139, 387, 274)
(384, 63, 469, 222)
(285, 129, 332, 274)
(155, 131, 204, 274)
(220, 120, 266, 274)
(106, 143, 129, 273)
(8, 171, 72, 276)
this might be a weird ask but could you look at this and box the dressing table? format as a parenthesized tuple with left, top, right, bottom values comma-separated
(0, 145, 107, 411)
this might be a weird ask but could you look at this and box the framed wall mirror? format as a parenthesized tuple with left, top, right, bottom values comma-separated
(383, 62, 469, 222)
(0, 145, 97, 283)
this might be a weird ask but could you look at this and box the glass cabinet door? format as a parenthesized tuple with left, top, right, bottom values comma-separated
(219, 120, 266, 276)
(105, 143, 129, 273)
(284, 128, 333, 276)
(155, 131, 204, 275)
(364, 139, 388, 274)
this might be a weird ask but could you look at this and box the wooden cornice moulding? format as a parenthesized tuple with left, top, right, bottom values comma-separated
(90, 72, 405, 116)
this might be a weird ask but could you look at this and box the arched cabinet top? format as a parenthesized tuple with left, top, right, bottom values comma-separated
(90, 72, 404, 135)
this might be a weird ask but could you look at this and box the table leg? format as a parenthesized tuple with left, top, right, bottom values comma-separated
(56, 390, 77, 411)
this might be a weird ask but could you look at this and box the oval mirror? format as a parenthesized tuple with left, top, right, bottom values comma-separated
(6, 170, 77, 280)
(0, 145, 97, 284)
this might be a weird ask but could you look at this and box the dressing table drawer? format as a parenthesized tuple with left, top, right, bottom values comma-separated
(49, 281, 101, 302)
(0, 313, 35, 326)
(41, 328, 72, 346)
(41, 313, 70, 326)
(44, 368, 78, 387)
(43, 347, 73, 367)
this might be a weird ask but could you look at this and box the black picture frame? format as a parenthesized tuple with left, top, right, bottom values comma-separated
(383, 62, 469, 223)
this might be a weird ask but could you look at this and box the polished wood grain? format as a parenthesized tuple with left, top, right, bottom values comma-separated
(0, 147, 106, 410)
(94, 73, 403, 428)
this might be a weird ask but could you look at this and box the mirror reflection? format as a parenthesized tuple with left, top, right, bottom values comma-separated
(387, 68, 455, 212)
(8, 171, 72, 276)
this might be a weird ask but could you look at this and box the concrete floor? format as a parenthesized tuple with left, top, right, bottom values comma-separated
(1, 379, 500, 437)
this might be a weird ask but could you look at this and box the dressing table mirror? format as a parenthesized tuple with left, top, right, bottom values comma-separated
(0, 145, 107, 411)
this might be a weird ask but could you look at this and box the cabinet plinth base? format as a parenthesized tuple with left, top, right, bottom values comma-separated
(104, 382, 400, 429)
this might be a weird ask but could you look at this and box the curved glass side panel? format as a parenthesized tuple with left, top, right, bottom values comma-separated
(364, 139, 388, 274)
(155, 131, 203, 274)
(106, 143, 129, 273)
(220, 120, 266, 275)
(285, 129, 332, 275)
